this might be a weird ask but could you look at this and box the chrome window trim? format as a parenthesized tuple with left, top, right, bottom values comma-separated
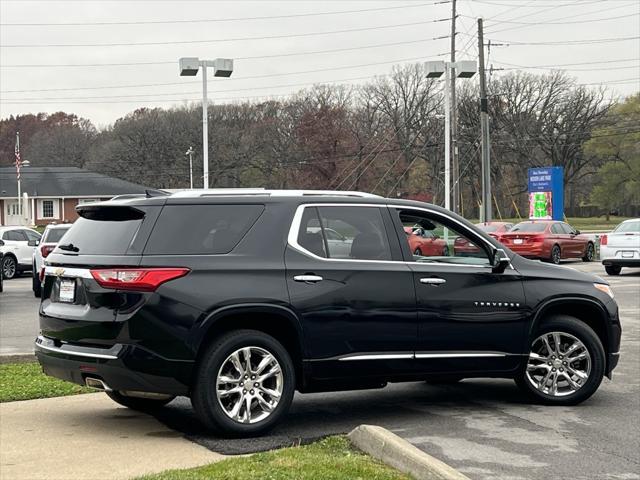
(35, 335, 122, 360)
(43, 265, 93, 279)
(287, 203, 496, 269)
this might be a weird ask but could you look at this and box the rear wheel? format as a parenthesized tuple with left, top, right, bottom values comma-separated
(515, 315, 605, 405)
(550, 245, 561, 264)
(605, 265, 622, 276)
(106, 390, 175, 411)
(414, 248, 422, 256)
(442, 246, 450, 256)
(192, 329, 295, 437)
(2, 256, 16, 280)
(582, 243, 595, 262)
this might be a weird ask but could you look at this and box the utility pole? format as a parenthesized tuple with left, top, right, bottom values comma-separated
(185, 147, 194, 189)
(450, 0, 460, 214)
(478, 18, 492, 222)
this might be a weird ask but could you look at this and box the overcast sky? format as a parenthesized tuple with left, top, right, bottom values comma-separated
(1, 0, 638, 127)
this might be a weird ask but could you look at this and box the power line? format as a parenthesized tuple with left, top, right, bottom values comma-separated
(1, 19, 450, 48)
(1, 54, 448, 94)
(0, 37, 450, 68)
(0, 2, 449, 26)
(473, 12, 637, 25)
(485, 35, 640, 46)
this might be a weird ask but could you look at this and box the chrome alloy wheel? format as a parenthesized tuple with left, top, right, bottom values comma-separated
(526, 332, 591, 397)
(216, 346, 283, 424)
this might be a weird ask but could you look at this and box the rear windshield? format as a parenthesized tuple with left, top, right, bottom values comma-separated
(613, 221, 640, 233)
(144, 204, 264, 255)
(56, 216, 142, 255)
(43, 227, 71, 243)
(510, 223, 547, 233)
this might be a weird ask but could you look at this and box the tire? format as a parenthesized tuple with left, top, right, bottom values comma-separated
(106, 390, 175, 411)
(32, 266, 41, 298)
(550, 245, 561, 264)
(2, 256, 17, 280)
(442, 246, 450, 256)
(414, 248, 422, 256)
(582, 243, 595, 262)
(191, 329, 295, 437)
(515, 315, 605, 405)
(605, 265, 622, 276)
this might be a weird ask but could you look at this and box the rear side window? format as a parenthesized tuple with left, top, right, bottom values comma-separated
(144, 204, 264, 255)
(58, 216, 143, 255)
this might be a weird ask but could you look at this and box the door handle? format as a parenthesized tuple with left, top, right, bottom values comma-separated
(420, 277, 446, 286)
(293, 275, 323, 283)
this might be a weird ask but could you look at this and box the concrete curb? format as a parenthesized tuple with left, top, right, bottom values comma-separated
(348, 424, 470, 480)
(0, 353, 36, 364)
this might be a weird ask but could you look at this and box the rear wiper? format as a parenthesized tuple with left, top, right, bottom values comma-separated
(58, 243, 80, 252)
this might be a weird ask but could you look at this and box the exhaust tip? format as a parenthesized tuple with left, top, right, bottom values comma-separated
(85, 377, 111, 391)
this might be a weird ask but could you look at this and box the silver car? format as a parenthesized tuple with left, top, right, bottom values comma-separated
(32, 223, 72, 297)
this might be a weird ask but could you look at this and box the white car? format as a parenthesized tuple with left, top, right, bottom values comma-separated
(0, 226, 41, 280)
(32, 223, 73, 297)
(600, 218, 640, 275)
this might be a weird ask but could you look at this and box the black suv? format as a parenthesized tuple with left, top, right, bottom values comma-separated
(37, 190, 621, 436)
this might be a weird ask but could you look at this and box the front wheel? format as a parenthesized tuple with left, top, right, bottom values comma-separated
(106, 390, 175, 411)
(605, 265, 622, 276)
(192, 330, 295, 437)
(414, 248, 422, 256)
(582, 243, 595, 262)
(550, 245, 561, 264)
(2, 256, 17, 280)
(515, 315, 605, 405)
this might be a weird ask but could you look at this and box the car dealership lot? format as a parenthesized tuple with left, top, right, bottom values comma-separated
(1, 262, 638, 479)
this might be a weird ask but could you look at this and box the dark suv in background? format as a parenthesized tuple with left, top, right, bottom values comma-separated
(37, 190, 621, 436)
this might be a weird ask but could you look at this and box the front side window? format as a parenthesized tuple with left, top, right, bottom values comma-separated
(295, 206, 392, 261)
(396, 209, 492, 266)
(23, 230, 41, 242)
(4, 230, 27, 242)
(551, 224, 563, 234)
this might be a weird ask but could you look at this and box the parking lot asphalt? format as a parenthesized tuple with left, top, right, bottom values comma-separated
(0, 274, 39, 355)
(1, 262, 638, 479)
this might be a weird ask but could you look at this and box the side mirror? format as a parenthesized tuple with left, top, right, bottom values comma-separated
(575, 230, 580, 235)
(491, 248, 511, 273)
(28, 240, 39, 247)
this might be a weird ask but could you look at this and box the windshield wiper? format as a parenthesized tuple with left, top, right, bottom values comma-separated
(58, 243, 80, 252)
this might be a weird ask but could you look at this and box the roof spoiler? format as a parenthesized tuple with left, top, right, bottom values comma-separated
(77, 204, 145, 221)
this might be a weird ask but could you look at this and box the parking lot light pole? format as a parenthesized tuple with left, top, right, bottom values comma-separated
(425, 60, 477, 213)
(185, 147, 194, 189)
(179, 57, 234, 189)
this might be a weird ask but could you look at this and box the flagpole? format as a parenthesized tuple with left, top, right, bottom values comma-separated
(16, 132, 21, 225)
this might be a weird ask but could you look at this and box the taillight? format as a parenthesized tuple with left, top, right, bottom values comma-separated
(600, 234, 607, 245)
(40, 245, 55, 258)
(90, 268, 190, 292)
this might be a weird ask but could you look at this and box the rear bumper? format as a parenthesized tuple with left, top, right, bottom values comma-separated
(35, 336, 192, 395)
(602, 258, 640, 268)
(507, 245, 546, 258)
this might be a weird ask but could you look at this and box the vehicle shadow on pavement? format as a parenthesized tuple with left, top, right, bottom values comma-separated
(151, 379, 536, 454)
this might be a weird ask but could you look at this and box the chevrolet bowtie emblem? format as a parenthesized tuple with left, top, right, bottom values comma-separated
(54, 268, 65, 277)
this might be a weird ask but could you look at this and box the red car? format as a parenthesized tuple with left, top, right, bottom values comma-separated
(500, 220, 595, 264)
(404, 227, 449, 256)
(454, 221, 514, 255)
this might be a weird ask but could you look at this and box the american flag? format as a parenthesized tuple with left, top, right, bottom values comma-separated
(15, 132, 21, 180)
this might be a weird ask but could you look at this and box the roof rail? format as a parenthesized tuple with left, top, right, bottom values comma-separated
(169, 189, 381, 198)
